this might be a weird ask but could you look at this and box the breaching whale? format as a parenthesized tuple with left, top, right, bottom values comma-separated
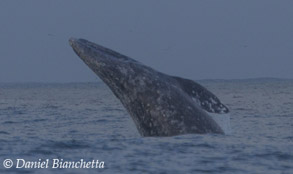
(69, 38, 230, 136)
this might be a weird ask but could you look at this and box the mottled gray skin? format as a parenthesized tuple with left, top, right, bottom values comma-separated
(69, 38, 229, 136)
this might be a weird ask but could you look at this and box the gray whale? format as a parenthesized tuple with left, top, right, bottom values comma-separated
(69, 38, 229, 136)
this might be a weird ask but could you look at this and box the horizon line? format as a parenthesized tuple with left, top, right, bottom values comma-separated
(0, 77, 292, 84)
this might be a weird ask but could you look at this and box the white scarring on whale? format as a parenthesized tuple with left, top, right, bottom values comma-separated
(69, 38, 231, 136)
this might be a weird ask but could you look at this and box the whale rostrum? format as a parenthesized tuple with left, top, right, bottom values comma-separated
(69, 38, 230, 136)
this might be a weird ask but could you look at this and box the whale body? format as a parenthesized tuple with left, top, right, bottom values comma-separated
(69, 38, 230, 136)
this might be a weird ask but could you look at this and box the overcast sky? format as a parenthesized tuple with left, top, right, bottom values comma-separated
(0, 0, 292, 82)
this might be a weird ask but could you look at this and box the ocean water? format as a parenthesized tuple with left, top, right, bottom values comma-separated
(0, 79, 292, 174)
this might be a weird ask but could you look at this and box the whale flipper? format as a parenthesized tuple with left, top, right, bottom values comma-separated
(69, 38, 230, 136)
(172, 76, 229, 114)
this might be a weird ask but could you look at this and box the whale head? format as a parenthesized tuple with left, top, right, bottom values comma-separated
(69, 38, 148, 98)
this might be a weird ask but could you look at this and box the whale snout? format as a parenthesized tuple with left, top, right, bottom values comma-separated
(69, 37, 138, 65)
(69, 37, 77, 47)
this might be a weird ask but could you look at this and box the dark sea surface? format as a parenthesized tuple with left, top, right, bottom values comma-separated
(0, 79, 292, 174)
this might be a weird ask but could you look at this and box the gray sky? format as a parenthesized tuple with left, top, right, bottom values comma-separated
(0, 0, 292, 82)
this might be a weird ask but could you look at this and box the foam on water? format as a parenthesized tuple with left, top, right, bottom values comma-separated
(207, 112, 232, 135)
